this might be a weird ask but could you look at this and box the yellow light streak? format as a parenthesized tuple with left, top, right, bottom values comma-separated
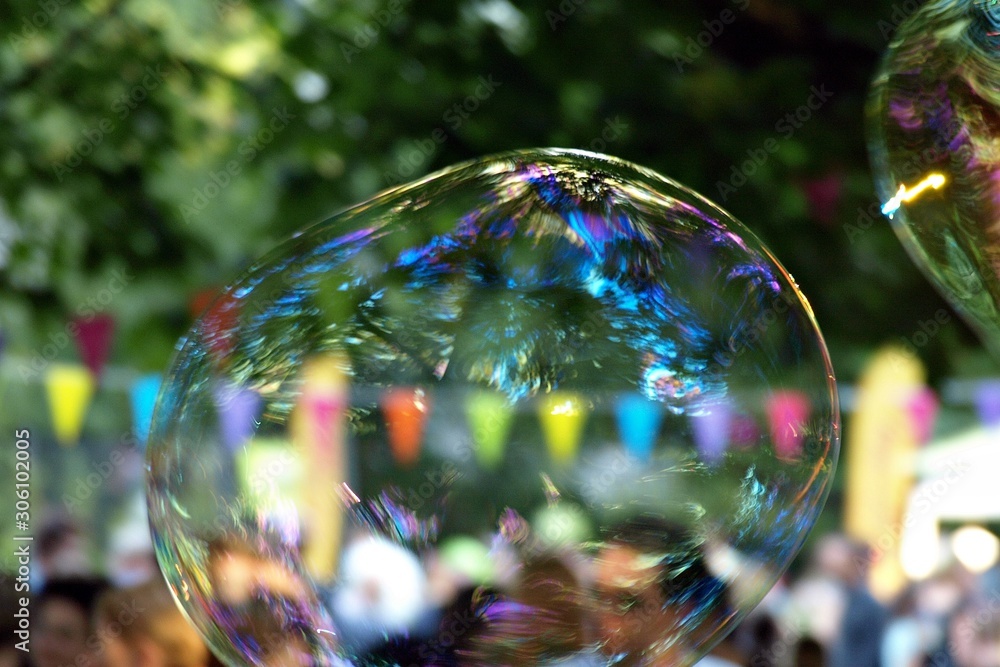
(882, 173, 947, 217)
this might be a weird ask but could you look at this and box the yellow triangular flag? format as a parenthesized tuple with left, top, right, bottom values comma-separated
(538, 391, 588, 464)
(45, 364, 96, 447)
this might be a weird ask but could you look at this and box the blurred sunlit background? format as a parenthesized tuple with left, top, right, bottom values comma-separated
(3, 0, 1000, 665)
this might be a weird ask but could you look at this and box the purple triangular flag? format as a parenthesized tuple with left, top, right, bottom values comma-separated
(691, 402, 733, 465)
(975, 380, 1000, 427)
(213, 382, 261, 451)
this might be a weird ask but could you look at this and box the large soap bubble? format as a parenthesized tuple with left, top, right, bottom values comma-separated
(868, 0, 1000, 353)
(147, 149, 838, 666)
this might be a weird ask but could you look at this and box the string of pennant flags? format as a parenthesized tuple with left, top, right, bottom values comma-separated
(7, 346, 999, 464)
(18, 353, 961, 471)
(6, 303, 1000, 463)
(8, 343, 832, 467)
(0, 301, 816, 463)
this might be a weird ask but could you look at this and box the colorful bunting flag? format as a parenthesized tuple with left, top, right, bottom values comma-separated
(538, 392, 587, 465)
(45, 364, 96, 447)
(382, 388, 430, 467)
(72, 313, 115, 380)
(691, 401, 733, 465)
(729, 413, 759, 448)
(802, 171, 844, 227)
(975, 380, 1000, 427)
(130, 374, 162, 447)
(292, 355, 350, 581)
(765, 390, 811, 460)
(197, 291, 239, 366)
(615, 393, 662, 462)
(237, 437, 305, 522)
(303, 394, 344, 459)
(189, 287, 221, 319)
(466, 391, 513, 468)
(907, 387, 939, 444)
(213, 382, 261, 452)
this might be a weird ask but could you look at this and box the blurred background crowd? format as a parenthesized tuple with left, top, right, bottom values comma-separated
(4, 0, 1000, 665)
(5, 521, 1000, 666)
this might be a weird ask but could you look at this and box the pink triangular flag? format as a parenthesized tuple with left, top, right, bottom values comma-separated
(72, 313, 115, 379)
(907, 387, 939, 444)
(765, 391, 811, 460)
(306, 393, 345, 459)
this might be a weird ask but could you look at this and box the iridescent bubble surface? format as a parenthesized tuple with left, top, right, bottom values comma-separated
(147, 149, 839, 666)
(868, 0, 1000, 353)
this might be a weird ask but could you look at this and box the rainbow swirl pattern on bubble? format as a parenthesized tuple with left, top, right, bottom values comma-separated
(147, 148, 839, 667)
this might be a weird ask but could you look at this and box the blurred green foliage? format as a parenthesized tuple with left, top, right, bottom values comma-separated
(0, 0, 995, 388)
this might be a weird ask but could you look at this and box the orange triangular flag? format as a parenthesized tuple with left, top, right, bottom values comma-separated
(382, 388, 430, 467)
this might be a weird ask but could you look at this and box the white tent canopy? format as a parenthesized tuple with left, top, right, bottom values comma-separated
(910, 425, 1000, 522)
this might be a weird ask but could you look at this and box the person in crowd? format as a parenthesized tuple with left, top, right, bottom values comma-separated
(695, 627, 749, 667)
(922, 595, 1000, 667)
(813, 534, 887, 667)
(34, 516, 93, 591)
(781, 571, 846, 653)
(21, 576, 109, 667)
(105, 521, 160, 589)
(735, 610, 780, 667)
(793, 636, 827, 667)
(514, 554, 589, 659)
(590, 516, 728, 667)
(458, 554, 593, 666)
(883, 583, 939, 667)
(695, 606, 782, 667)
(329, 531, 431, 653)
(205, 533, 309, 607)
(94, 577, 213, 667)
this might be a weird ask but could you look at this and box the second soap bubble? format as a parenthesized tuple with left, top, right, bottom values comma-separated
(147, 148, 839, 666)
(868, 0, 1000, 353)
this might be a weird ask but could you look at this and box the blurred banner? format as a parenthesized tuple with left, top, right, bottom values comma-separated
(130, 373, 162, 448)
(292, 355, 349, 581)
(213, 382, 261, 452)
(907, 386, 939, 445)
(765, 390, 811, 460)
(72, 313, 115, 380)
(45, 363, 95, 447)
(382, 387, 430, 467)
(466, 390, 513, 469)
(200, 292, 239, 366)
(617, 393, 664, 462)
(538, 391, 587, 464)
(238, 437, 305, 514)
(845, 346, 924, 599)
(689, 400, 732, 465)
(189, 287, 220, 319)
(975, 380, 1000, 426)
